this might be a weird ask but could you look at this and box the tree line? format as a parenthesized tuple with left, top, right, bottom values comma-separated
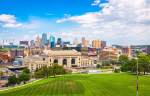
(34, 64, 68, 78)
(119, 53, 150, 75)
(7, 64, 68, 86)
(8, 68, 30, 86)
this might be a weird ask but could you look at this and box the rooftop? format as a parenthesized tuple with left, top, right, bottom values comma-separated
(44, 49, 81, 56)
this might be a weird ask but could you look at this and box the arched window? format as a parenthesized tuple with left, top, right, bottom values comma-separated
(71, 58, 75, 64)
(94, 60, 97, 64)
(54, 59, 58, 64)
(63, 59, 67, 65)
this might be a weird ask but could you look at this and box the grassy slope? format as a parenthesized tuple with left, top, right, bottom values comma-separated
(0, 73, 150, 96)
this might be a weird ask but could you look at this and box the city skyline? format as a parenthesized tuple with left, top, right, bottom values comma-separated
(0, 0, 150, 45)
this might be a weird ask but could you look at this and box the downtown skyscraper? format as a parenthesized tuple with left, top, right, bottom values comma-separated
(50, 35, 55, 48)
(41, 33, 48, 46)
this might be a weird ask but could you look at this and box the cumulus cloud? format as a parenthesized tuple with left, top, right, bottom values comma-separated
(91, 0, 101, 6)
(0, 14, 22, 28)
(56, 0, 150, 45)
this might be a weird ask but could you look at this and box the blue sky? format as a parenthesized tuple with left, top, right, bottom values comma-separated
(0, 0, 104, 20)
(0, 0, 150, 45)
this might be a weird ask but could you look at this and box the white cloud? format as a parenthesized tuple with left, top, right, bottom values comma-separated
(56, 0, 150, 45)
(0, 14, 22, 28)
(57, 12, 101, 27)
(91, 0, 101, 6)
(3, 23, 22, 28)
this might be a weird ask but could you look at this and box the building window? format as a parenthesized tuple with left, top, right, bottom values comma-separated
(54, 59, 58, 64)
(43, 58, 45, 61)
(94, 60, 97, 64)
(63, 59, 67, 65)
(71, 58, 75, 64)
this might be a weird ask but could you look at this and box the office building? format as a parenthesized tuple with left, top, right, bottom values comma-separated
(30, 40, 35, 47)
(35, 35, 41, 47)
(57, 38, 62, 47)
(82, 37, 89, 47)
(41, 33, 48, 46)
(50, 35, 55, 48)
(92, 40, 101, 49)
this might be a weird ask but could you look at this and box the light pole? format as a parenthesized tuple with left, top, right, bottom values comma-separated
(135, 57, 139, 96)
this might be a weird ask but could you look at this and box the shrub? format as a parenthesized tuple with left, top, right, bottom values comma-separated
(114, 69, 120, 73)
(96, 64, 101, 68)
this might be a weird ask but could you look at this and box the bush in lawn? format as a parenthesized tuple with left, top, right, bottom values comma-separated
(114, 69, 120, 73)
(65, 69, 72, 74)
(34, 68, 45, 78)
(96, 64, 101, 68)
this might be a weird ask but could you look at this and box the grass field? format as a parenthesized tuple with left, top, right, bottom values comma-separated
(0, 73, 150, 96)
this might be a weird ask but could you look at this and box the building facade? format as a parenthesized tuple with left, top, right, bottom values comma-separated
(92, 40, 106, 49)
(131, 45, 150, 57)
(19, 41, 29, 47)
(112, 45, 131, 58)
(92, 40, 101, 49)
(24, 50, 81, 71)
(23, 50, 97, 71)
(99, 47, 122, 61)
(10, 49, 24, 59)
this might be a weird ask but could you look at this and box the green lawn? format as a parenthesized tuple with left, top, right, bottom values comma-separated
(0, 73, 150, 96)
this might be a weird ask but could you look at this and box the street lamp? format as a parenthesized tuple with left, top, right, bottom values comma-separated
(135, 57, 139, 96)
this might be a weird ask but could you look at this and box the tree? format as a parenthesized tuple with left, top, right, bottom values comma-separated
(119, 55, 130, 72)
(42, 66, 49, 78)
(34, 69, 45, 78)
(0, 71, 3, 80)
(138, 54, 150, 75)
(120, 53, 150, 75)
(128, 59, 136, 72)
(17, 68, 31, 84)
(102, 61, 111, 66)
(23, 68, 30, 74)
(96, 64, 101, 68)
(19, 73, 30, 84)
(119, 55, 129, 65)
(8, 75, 18, 85)
(34, 64, 66, 78)
(51, 64, 65, 78)
(114, 69, 120, 73)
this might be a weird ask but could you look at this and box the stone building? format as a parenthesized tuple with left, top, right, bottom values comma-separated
(99, 47, 122, 61)
(23, 50, 82, 71)
(23, 49, 98, 72)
